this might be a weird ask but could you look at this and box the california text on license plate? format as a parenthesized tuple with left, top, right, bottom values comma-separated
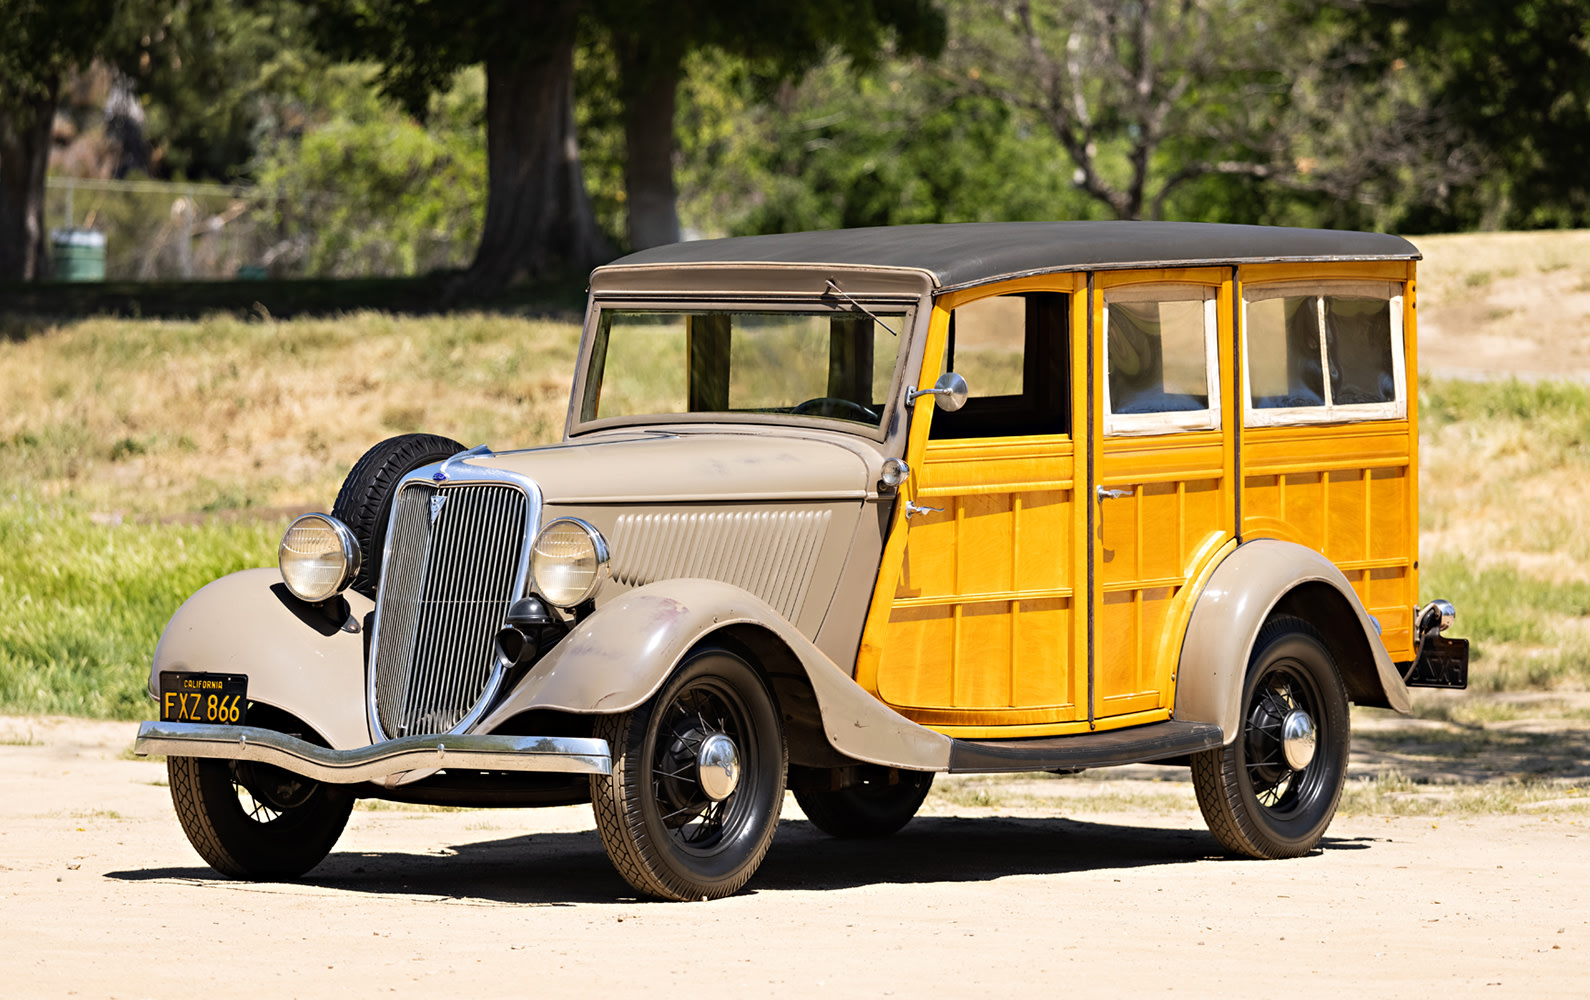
(159, 672, 247, 724)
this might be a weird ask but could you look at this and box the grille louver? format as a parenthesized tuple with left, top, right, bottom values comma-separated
(371, 482, 528, 738)
(608, 509, 831, 622)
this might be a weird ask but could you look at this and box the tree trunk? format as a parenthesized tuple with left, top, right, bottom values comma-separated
(620, 49, 680, 250)
(453, 43, 611, 299)
(0, 83, 59, 281)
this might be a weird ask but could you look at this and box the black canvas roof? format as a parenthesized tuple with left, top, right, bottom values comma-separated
(605, 221, 1419, 291)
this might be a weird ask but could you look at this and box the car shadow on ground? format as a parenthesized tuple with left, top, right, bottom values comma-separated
(1351, 723, 1590, 783)
(104, 815, 1374, 905)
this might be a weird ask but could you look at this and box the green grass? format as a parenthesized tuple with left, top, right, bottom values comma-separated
(1420, 555, 1590, 646)
(0, 495, 276, 719)
(1421, 377, 1590, 449)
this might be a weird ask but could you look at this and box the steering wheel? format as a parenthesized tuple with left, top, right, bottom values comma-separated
(790, 397, 880, 423)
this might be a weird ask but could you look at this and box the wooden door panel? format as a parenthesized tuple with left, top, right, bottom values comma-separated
(873, 438, 1083, 728)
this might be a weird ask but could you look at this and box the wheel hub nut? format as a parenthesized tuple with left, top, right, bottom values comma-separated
(696, 733, 741, 801)
(1281, 709, 1317, 770)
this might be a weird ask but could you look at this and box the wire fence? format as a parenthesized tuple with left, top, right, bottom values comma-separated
(45, 177, 277, 281)
(43, 176, 478, 282)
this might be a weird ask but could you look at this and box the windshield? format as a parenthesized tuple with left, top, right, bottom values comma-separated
(579, 305, 908, 429)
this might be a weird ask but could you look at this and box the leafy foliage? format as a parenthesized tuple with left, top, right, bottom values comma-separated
(0, 0, 118, 105)
(1332, 0, 1590, 231)
(252, 65, 486, 277)
(685, 52, 1096, 235)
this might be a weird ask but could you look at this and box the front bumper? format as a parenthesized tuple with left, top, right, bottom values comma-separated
(134, 722, 611, 783)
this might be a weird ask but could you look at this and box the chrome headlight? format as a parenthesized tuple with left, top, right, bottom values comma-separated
(278, 513, 361, 603)
(530, 517, 610, 609)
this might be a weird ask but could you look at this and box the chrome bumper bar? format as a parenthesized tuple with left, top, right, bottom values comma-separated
(134, 722, 612, 783)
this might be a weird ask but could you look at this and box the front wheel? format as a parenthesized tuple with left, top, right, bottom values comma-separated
(167, 755, 353, 879)
(1192, 615, 1350, 859)
(590, 647, 786, 900)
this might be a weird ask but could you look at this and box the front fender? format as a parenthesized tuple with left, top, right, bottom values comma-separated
(474, 579, 952, 771)
(150, 568, 373, 750)
(1175, 539, 1411, 742)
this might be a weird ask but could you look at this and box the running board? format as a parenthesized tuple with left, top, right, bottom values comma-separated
(947, 720, 1224, 774)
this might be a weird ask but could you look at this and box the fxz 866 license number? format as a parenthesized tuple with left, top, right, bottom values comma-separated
(160, 672, 247, 724)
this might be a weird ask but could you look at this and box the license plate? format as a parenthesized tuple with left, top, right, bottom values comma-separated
(159, 672, 248, 724)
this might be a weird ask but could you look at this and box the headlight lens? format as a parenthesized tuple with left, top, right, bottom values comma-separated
(531, 517, 610, 609)
(278, 513, 361, 603)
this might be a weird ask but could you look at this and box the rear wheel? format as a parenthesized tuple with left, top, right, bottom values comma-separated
(1192, 615, 1350, 859)
(795, 770, 933, 839)
(590, 647, 786, 900)
(331, 432, 465, 599)
(167, 754, 353, 879)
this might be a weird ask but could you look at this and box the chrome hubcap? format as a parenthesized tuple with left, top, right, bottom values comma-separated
(696, 732, 741, 801)
(1281, 709, 1317, 770)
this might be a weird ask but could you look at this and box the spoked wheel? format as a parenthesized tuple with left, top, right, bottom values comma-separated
(591, 647, 786, 900)
(1192, 615, 1350, 859)
(795, 769, 933, 839)
(167, 754, 354, 879)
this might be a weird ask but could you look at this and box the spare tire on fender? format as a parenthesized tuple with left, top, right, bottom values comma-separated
(331, 433, 465, 599)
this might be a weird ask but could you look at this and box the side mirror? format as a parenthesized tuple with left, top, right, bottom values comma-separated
(906, 372, 969, 413)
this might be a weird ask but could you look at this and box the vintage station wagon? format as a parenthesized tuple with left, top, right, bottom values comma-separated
(137, 222, 1468, 900)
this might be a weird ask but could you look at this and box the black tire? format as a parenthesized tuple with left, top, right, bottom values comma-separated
(794, 770, 933, 839)
(1192, 615, 1350, 859)
(167, 754, 354, 879)
(590, 647, 786, 901)
(331, 433, 465, 599)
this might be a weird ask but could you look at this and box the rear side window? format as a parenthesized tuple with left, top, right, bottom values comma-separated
(1102, 284, 1220, 436)
(1243, 281, 1405, 425)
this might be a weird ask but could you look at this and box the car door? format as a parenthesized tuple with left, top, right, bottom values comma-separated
(1088, 269, 1239, 726)
(855, 276, 1090, 738)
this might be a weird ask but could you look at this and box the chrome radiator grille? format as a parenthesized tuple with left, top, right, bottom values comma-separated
(371, 482, 528, 738)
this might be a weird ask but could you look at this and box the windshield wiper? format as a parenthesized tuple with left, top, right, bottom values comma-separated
(824, 279, 900, 337)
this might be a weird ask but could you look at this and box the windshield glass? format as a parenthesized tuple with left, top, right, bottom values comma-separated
(580, 305, 907, 429)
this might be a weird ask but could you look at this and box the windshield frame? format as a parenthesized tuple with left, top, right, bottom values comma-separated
(567, 294, 924, 443)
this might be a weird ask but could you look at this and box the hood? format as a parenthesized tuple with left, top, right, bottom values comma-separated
(465, 432, 873, 504)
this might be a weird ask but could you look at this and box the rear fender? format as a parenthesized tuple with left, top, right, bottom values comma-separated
(149, 568, 373, 750)
(1174, 539, 1411, 743)
(474, 578, 951, 771)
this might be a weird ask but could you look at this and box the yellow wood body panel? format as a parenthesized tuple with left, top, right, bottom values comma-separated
(854, 260, 1421, 742)
(1090, 270, 1237, 723)
(1237, 262, 1419, 662)
(858, 278, 1091, 735)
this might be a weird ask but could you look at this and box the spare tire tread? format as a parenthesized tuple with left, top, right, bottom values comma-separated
(331, 433, 465, 599)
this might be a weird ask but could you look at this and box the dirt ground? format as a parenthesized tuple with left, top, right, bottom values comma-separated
(1415, 230, 1590, 381)
(2, 713, 1585, 999)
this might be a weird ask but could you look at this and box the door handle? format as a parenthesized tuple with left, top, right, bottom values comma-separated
(904, 500, 944, 519)
(1096, 485, 1133, 502)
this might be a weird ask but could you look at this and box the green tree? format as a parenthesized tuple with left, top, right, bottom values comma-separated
(0, 0, 119, 279)
(592, 0, 947, 249)
(253, 65, 486, 277)
(106, 0, 323, 183)
(310, 0, 611, 295)
(687, 51, 1095, 236)
(1333, 0, 1590, 230)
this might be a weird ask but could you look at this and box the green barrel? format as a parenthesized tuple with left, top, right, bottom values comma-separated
(50, 229, 106, 282)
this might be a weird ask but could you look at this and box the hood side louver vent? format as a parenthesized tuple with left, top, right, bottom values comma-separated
(608, 509, 831, 622)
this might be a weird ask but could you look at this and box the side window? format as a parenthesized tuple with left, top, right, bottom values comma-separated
(930, 292, 1069, 439)
(1243, 281, 1404, 425)
(1102, 285, 1220, 435)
